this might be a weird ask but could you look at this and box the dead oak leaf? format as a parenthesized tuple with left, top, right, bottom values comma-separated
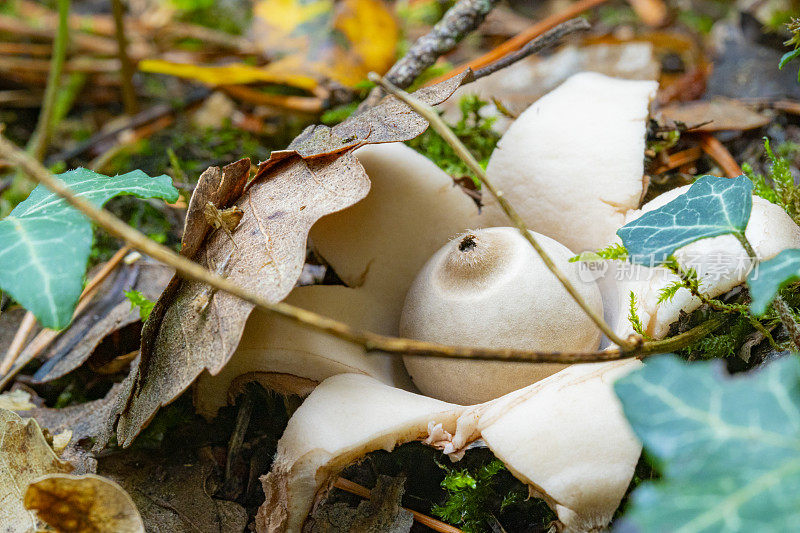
(114, 74, 469, 447)
(0, 408, 72, 532)
(24, 474, 145, 533)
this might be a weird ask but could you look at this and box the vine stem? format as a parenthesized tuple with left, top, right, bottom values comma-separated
(368, 72, 638, 351)
(0, 133, 716, 364)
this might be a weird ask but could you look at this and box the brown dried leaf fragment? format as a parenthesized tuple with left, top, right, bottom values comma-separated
(24, 474, 145, 533)
(254, 69, 471, 177)
(117, 153, 370, 446)
(659, 98, 770, 132)
(0, 408, 72, 532)
(115, 74, 469, 447)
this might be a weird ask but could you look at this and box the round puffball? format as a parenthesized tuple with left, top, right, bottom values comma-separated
(400, 227, 603, 404)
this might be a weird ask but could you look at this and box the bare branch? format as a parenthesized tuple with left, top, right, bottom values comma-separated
(472, 18, 590, 80)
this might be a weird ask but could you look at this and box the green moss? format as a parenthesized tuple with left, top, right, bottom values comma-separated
(432, 457, 554, 532)
(628, 292, 650, 339)
(406, 94, 500, 188)
(744, 138, 800, 226)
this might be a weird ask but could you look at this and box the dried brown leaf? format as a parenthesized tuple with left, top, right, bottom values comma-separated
(24, 473, 145, 533)
(659, 97, 770, 132)
(255, 70, 471, 175)
(23, 384, 124, 473)
(114, 74, 469, 446)
(32, 263, 173, 383)
(0, 408, 72, 532)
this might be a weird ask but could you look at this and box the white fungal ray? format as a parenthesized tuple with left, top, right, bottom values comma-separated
(481, 72, 658, 254)
(257, 360, 641, 533)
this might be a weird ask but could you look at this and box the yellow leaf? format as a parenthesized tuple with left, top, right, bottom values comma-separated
(252, 0, 398, 87)
(138, 59, 319, 91)
(335, 0, 398, 74)
(253, 0, 333, 34)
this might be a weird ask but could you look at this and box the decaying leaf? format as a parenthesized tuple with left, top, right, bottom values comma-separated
(0, 408, 72, 532)
(30, 262, 173, 384)
(0, 389, 36, 411)
(115, 73, 469, 447)
(309, 475, 413, 533)
(23, 384, 124, 473)
(24, 473, 145, 533)
(99, 451, 248, 533)
(659, 97, 770, 131)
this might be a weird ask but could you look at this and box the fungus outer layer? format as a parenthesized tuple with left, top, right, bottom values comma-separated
(193, 284, 410, 419)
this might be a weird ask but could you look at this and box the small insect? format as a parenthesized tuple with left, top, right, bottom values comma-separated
(204, 202, 244, 246)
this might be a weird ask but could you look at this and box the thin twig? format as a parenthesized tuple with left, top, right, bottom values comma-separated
(472, 18, 590, 80)
(0, 133, 723, 365)
(334, 478, 464, 533)
(26, 0, 70, 162)
(698, 133, 743, 178)
(0, 312, 37, 375)
(368, 72, 637, 351)
(111, 0, 139, 115)
(428, 0, 609, 86)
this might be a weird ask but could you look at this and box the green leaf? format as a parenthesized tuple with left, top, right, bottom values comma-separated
(779, 48, 800, 70)
(0, 168, 178, 329)
(125, 289, 156, 321)
(615, 355, 800, 532)
(617, 175, 753, 266)
(748, 248, 800, 315)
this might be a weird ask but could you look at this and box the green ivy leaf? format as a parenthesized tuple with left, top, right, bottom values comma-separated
(617, 175, 752, 266)
(748, 248, 800, 315)
(615, 355, 800, 532)
(0, 169, 178, 329)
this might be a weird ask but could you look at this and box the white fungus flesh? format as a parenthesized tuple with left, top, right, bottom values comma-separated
(481, 72, 658, 253)
(257, 360, 641, 533)
(401, 227, 603, 404)
(613, 186, 800, 339)
(193, 284, 411, 419)
(310, 142, 481, 332)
